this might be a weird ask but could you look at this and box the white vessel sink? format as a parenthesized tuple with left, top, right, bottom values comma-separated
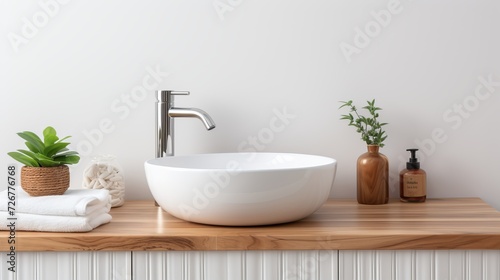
(144, 153, 337, 226)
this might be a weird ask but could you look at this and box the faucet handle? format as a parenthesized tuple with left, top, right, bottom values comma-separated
(156, 90, 190, 102)
(171, 91, 190, 96)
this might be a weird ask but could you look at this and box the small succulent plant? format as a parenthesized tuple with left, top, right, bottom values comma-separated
(339, 99, 388, 147)
(8, 126, 80, 167)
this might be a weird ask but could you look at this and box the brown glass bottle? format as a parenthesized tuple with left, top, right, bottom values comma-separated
(400, 149, 426, 202)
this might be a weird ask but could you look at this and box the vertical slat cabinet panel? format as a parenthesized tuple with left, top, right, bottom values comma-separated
(415, 251, 433, 280)
(318, 250, 338, 280)
(342, 250, 424, 280)
(133, 251, 198, 280)
(303, 251, 320, 280)
(283, 250, 301, 280)
(0, 251, 23, 280)
(395, 250, 416, 280)
(130, 251, 150, 279)
(101, 251, 130, 280)
(434, 250, 470, 280)
(484, 250, 500, 280)
(74, 252, 92, 280)
(433, 251, 450, 280)
(148, 250, 166, 278)
(338, 250, 356, 280)
(185, 250, 203, 279)
(165, 251, 186, 280)
(7, 249, 495, 279)
(16, 252, 36, 280)
(0, 249, 16, 280)
(262, 250, 282, 280)
(226, 251, 244, 279)
(449, 250, 467, 280)
(338, 250, 382, 280)
(133, 251, 273, 280)
(358, 250, 376, 279)
(376, 250, 396, 280)
(282, 250, 338, 280)
(466, 251, 483, 279)
(339, 250, 500, 280)
(340, 250, 422, 280)
(133, 250, 339, 280)
(245, 251, 264, 280)
(0, 252, 130, 280)
(204, 251, 227, 280)
(7, 252, 35, 280)
(75, 251, 132, 280)
(36, 252, 74, 279)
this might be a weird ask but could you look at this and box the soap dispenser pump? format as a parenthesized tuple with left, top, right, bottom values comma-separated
(400, 148, 426, 202)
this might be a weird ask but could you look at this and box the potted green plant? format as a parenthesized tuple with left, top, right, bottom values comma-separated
(339, 99, 389, 205)
(8, 126, 80, 196)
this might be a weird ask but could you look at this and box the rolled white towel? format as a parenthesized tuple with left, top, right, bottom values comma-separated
(0, 188, 110, 216)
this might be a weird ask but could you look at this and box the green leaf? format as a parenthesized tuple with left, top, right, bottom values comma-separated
(38, 158, 62, 167)
(339, 99, 388, 147)
(17, 149, 41, 165)
(338, 100, 353, 109)
(7, 151, 39, 167)
(10, 126, 80, 167)
(33, 153, 61, 167)
(17, 131, 45, 153)
(44, 142, 70, 157)
(54, 150, 79, 157)
(340, 114, 353, 121)
(43, 126, 59, 146)
(35, 153, 52, 160)
(56, 135, 71, 143)
(54, 155, 80, 165)
(25, 142, 39, 153)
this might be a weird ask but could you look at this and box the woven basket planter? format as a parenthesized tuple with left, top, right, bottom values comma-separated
(21, 165, 70, 196)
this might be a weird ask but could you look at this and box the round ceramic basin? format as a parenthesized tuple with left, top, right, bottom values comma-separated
(144, 152, 337, 226)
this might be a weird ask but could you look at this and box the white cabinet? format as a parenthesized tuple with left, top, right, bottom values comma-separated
(132, 250, 338, 280)
(2, 250, 499, 280)
(0, 252, 131, 280)
(132, 250, 500, 280)
(339, 250, 500, 280)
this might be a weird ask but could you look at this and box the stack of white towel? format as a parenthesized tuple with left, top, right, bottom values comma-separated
(0, 188, 112, 232)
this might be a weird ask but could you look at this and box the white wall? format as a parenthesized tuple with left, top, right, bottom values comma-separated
(2, 1, 500, 208)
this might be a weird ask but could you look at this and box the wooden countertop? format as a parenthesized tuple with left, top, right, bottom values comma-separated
(3, 198, 500, 251)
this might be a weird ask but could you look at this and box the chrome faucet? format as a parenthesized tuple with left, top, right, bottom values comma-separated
(155, 90, 216, 158)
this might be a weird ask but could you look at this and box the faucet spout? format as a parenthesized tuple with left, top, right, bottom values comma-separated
(169, 108, 216, 130)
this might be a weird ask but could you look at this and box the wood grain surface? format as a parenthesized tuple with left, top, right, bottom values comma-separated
(2, 198, 500, 251)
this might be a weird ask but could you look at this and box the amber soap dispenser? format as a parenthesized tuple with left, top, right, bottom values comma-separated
(400, 148, 426, 202)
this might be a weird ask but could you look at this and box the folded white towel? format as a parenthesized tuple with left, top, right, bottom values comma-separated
(0, 208, 112, 232)
(0, 188, 110, 216)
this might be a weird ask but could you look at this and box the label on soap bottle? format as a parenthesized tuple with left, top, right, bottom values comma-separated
(403, 174, 426, 197)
